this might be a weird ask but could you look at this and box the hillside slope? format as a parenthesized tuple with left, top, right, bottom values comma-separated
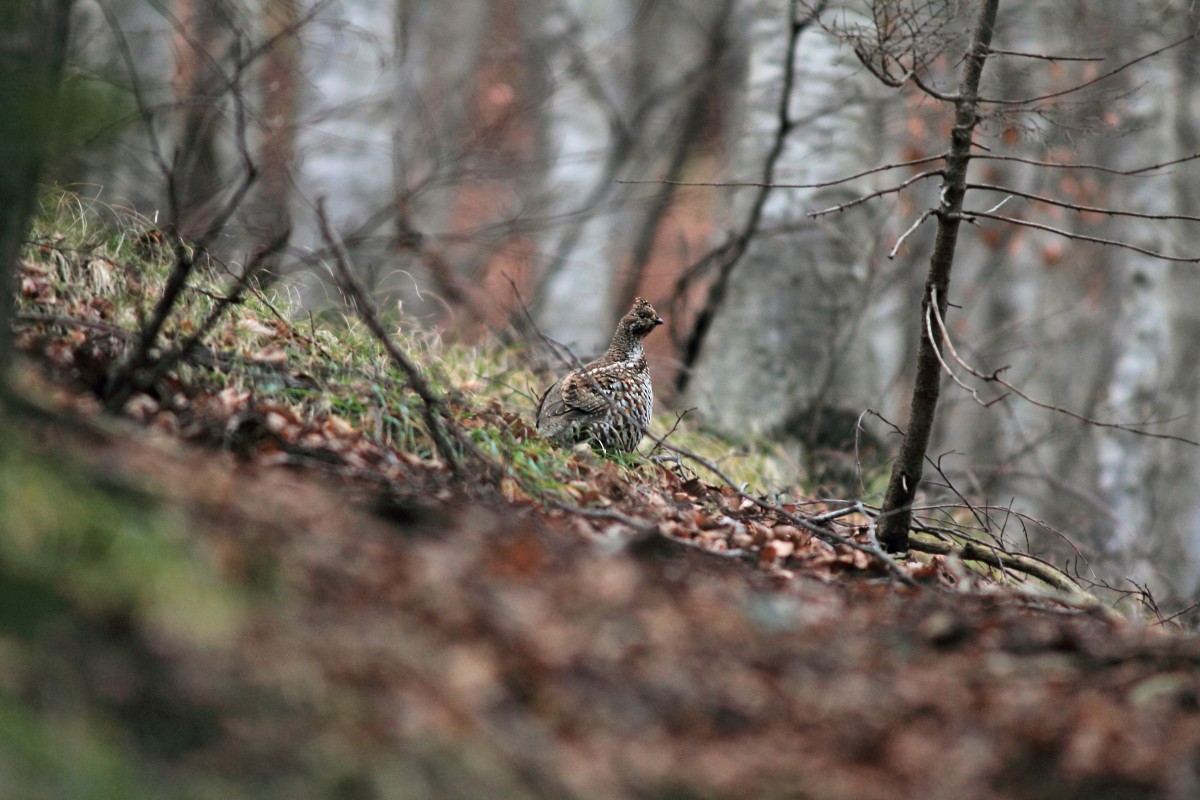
(3, 195, 1200, 799)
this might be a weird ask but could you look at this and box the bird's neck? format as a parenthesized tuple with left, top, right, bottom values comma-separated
(605, 330, 643, 363)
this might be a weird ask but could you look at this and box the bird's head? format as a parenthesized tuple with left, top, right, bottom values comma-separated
(621, 297, 664, 338)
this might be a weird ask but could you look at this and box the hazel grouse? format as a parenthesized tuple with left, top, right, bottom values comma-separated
(536, 297, 663, 452)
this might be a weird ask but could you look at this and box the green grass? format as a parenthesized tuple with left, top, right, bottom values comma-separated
(17, 188, 807, 502)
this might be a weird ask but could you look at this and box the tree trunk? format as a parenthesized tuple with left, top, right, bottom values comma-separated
(878, 0, 1000, 553)
(0, 0, 73, 388)
(537, 0, 742, 358)
(248, 0, 300, 277)
(681, 1, 884, 447)
(170, 0, 234, 238)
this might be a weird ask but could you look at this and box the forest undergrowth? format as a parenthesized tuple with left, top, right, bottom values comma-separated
(5, 192, 1200, 799)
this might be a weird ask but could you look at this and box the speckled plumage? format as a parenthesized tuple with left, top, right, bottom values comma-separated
(536, 298, 663, 452)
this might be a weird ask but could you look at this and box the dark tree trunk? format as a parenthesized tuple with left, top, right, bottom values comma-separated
(170, 0, 234, 238)
(250, 0, 300, 283)
(0, 0, 73, 390)
(878, 0, 1000, 553)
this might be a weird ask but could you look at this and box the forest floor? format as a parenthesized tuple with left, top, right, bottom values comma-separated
(5, 196, 1200, 799)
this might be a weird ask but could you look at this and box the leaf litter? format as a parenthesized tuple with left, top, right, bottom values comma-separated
(8, 212, 1200, 799)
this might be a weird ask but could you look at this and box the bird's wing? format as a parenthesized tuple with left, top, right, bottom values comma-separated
(558, 370, 610, 415)
(536, 381, 568, 421)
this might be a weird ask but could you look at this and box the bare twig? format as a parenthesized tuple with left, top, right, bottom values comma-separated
(967, 182, 1200, 223)
(958, 209, 1200, 263)
(139, 228, 292, 389)
(622, 153, 948, 192)
(983, 32, 1200, 106)
(889, 209, 933, 258)
(645, 408, 694, 457)
(969, 150, 1200, 177)
(907, 530, 1116, 618)
(924, 296, 997, 408)
(927, 290, 1200, 447)
(985, 45, 1103, 62)
(102, 235, 200, 411)
(315, 197, 463, 471)
(641, 428, 917, 586)
(808, 168, 943, 217)
(675, 0, 829, 393)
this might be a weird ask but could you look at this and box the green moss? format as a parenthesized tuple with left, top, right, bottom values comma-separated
(0, 427, 244, 642)
(0, 697, 149, 800)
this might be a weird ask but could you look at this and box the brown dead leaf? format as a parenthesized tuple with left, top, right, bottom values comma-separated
(746, 520, 773, 546)
(909, 559, 943, 582)
(760, 539, 795, 563)
(729, 529, 753, 549)
(126, 393, 160, 421)
(719, 494, 743, 515)
(324, 415, 356, 437)
(21, 274, 56, 303)
(216, 387, 250, 415)
(238, 317, 278, 338)
(501, 477, 531, 503)
(772, 525, 800, 541)
(250, 345, 288, 364)
(262, 410, 293, 435)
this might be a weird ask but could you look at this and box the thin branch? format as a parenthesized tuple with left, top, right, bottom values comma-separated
(985, 46, 1103, 62)
(970, 150, 1200, 177)
(910, 69, 959, 102)
(675, 0, 829, 393)
(981, 194, 1013, 214)
(925, 295, 999, 408)
(808, 168, 943, 217)
(907, 531, 1116, 618)
(621, 153, 949, 192)
(983, 32, 1200, 106)
(144, 228, 292, 386)
(314, 197, 463, 472)
(959, 210, 1200, 264)
(968, 183, 1200, 222)
(927, 289, 1200, 448)
(639, 428, 917, 586)
(889, 209, 933, 258)
(103, 235, 200, 411)
(914, 500, 1090, 565)
(645, 408, 694, 457)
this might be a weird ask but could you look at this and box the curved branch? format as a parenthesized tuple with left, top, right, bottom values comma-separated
(808, 168, 943, 217)
(960, 210, 1200, 264)
(970, 150, 1200, 177)
(622, 152, 949, 192)
(907, 531, 1117, 619)
(675, 0, 829, 393)
(981, 32, 1199, 106)
(967, 182, 1200, 223)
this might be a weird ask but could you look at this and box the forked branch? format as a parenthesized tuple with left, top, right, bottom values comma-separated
(315, 198, 463, 472)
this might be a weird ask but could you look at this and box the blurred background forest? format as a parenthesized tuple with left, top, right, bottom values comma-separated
(49, 0, 1200, 602)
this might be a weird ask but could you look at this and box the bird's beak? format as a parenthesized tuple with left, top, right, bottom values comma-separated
(654, 317, 664, 326)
